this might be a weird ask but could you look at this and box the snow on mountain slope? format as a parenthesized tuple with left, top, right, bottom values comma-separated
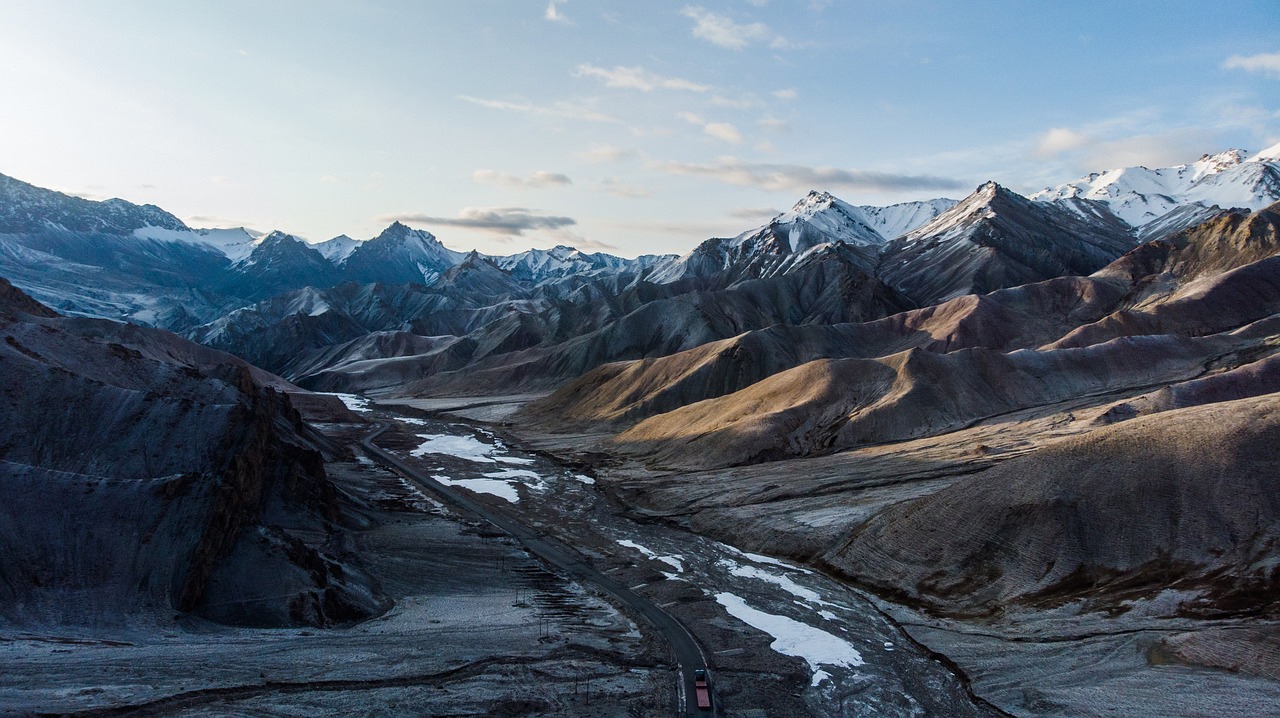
(0, 173, 187, 235)
(132, 225, 263, 261)
(857, 198, 959, 240)
(1033, 147, 1280, 227)
(493, 244, 668, 283)
(341, 222, 467, 285)
(312, 234, 360, 263)
(774, 191, 887, 249)
(881, 181, 1136, 304)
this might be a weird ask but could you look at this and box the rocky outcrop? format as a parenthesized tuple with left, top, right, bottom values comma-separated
(0, 281, 384, 627)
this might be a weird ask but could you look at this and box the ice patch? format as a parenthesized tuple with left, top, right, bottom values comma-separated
(431, 474, 520, 503)
(715, 592, 863, 682)
(324, 392, 371, 413)
(488, 453, 529, 465)
(408, 432, 537, 467)
(721, 559, 824, 604)
(573, 473, 596, 485)
(410, 434, 497, 462)
(482, 468, 542, 481)
(811, 669, 831, 686)
(720, 543, 811, 573)
(617, 539, 685, 573)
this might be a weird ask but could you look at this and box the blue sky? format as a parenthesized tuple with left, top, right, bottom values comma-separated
(2, 1, 1279, 256)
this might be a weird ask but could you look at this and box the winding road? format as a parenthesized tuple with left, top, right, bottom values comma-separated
(360, 423, 716, 717)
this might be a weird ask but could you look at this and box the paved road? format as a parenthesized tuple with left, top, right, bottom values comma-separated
(360, 423, 716, 717)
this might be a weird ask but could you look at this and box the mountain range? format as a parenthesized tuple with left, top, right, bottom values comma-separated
(5, 142, 1280, 717)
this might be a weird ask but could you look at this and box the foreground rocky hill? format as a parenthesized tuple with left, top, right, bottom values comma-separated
(0, 278, 382, 628)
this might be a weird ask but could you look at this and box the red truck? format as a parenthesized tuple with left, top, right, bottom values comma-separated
(694, 669, 712, 711)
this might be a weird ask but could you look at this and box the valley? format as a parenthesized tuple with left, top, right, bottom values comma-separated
(3, 142, 1280, 717)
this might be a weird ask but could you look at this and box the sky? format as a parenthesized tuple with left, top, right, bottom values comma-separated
(2, 1, 1279, 257)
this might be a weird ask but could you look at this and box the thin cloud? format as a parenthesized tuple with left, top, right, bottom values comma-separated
(380, 207, 577, 237)
(678, 112, 743, 144)
(772, 88, 797, 100)
(574, 64, 710, 92)
(710, 94, 763, 109)
(757, 116, 790, 133)
(728, 207, 781, 220)
(547, 228, 619, 252)
(681, 6, 785, 50)
(654, 157, 967, 193)
(570, 237, 619, 251)
(1223, 51, 1280, 79)
(704, 122, 743, 144)
(459, 95, 618, 123)
(472, 169, 572, 189)
(575, 144, 636, 163)
(186, 214, 260, 230)
(1034, 127, 1093, 158)
(599, 177, 654, 198)
(1080, 129, 1220, 170)
(545, 0, 570, 23)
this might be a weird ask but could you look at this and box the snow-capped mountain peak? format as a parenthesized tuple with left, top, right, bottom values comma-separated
(1032, 147, 1280, 227)
(312, 234, 360, 263)
(766, 189, 885, 250)
(1248, 141, 1280, 164)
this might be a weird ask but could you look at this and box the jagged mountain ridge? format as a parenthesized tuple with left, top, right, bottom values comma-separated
(1032, 143, 1280, 226)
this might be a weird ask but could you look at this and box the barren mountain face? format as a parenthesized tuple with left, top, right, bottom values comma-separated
(0, 279, 382, 628)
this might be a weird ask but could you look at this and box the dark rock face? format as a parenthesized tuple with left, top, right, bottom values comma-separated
(878, 182, 1137, 305)
(340, 221, 463, 285)
(0, 281, 384, 627)
(216, 231, 342, 301)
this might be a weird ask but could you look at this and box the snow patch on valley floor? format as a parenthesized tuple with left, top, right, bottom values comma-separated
(323, 392, 371, 413)
(432, 474, 521, 503)
(617, 539, 685, 575)
(721, 559, 826, 604)
(495, 455, 536, 465)
(410, 434, 498, 463)
(714, 592, 863, 686)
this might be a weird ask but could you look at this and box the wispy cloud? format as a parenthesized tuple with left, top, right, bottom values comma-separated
(757, 116, 790, 133)
(186, 214, 260, 230)
(680, 6, 786, 50)
(575, 144, 636, 163)
(728, 206, 781, 220)
(1223, 51, 1280, 79)
(565, 234, 619, 251)
(772, 88, 797, 100)
(1033, 127, 1092, 159)
(678, 112, 743, 144)
(472, 169, 572, 189)
(459, 95, 618, 123)
(599, 177, 654, 199)
(379, 207, 577, 236)
(574, 64, 710, 92)
(654, 156, 966, 193)
(710, 94, 763, 109)
(545, 0, 570, 23)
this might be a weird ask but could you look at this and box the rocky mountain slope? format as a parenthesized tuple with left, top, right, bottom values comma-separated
(0, 278, 382, 628)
